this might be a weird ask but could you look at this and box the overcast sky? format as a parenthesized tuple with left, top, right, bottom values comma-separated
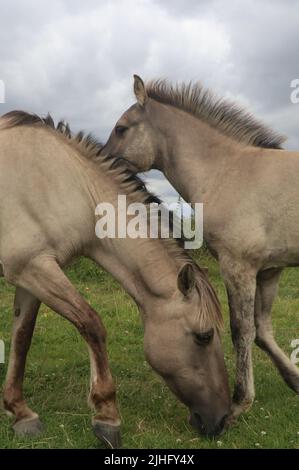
(1, 0, 299, 203)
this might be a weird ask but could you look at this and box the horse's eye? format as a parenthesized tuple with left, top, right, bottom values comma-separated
(193, 328, 214, 346)
(115, 125, 128, 136)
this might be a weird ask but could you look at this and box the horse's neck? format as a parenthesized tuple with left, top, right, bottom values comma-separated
(83, 169, 180, 309)
(88, 237, 180, 311)
(157, 107, 242, 204)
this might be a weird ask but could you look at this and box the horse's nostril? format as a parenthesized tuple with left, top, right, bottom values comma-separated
(217, 413, 229, 433)
(190, 411, 229, 437)
(190, 412, 205, 433)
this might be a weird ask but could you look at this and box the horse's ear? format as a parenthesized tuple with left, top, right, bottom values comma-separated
(177, 264, 195, 296)
(133, 74, 148, 107)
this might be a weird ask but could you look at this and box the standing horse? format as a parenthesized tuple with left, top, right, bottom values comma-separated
(103, 75, 299, 421)
(0, 111, 230, 447)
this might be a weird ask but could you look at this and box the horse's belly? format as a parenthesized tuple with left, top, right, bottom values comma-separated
(263, 244, 299, 269)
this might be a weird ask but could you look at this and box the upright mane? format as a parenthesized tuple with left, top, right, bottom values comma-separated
(0, 110, 159, 203)
(0, 109, 223, 331)
(146, 80, 286, 149)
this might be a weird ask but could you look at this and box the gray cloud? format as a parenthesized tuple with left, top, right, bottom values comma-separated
(0, 0, 298, 201)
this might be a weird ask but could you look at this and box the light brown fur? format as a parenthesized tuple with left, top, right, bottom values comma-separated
(0, 111, 230, 445)
(103, 75, 299, 421)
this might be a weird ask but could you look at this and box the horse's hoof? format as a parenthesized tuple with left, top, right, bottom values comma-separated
(92, 420, 121, 448)
(13, 416, 43, 437)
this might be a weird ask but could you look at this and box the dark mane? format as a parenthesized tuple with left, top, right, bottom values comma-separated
(146, 80, 286, 149)
(0, 109, 223, 330)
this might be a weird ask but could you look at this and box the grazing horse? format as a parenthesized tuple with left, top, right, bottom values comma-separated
(103, 75, 299, 421)
(0, 111, 230, 448)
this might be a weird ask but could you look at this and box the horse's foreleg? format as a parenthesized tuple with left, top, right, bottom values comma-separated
(10, 255, 121, 448)
(3, 287, 42, 436)
(221, 260, 257, 419)
(255, 268, 299, 393)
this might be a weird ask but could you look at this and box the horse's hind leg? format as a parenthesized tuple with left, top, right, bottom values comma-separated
(3, 287, 42, 436)
(10, 255, 121, 448)
(255, 268, 299, 393)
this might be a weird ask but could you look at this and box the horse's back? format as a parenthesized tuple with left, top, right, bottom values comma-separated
(0, 125, 94, 277)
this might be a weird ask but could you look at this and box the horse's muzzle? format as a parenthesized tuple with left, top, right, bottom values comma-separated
(189, 411, 228, 437)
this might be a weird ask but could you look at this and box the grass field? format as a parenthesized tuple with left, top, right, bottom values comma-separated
(0, 251, 298, 449)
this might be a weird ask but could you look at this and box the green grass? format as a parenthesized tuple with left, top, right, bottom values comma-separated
(0, 252, 298, 449)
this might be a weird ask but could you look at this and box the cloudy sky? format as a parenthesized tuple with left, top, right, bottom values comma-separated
(1, 0, 299, 203)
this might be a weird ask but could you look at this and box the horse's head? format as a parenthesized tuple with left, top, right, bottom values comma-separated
(143, 263, 230, 437)
(102, 75, 163, 172)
